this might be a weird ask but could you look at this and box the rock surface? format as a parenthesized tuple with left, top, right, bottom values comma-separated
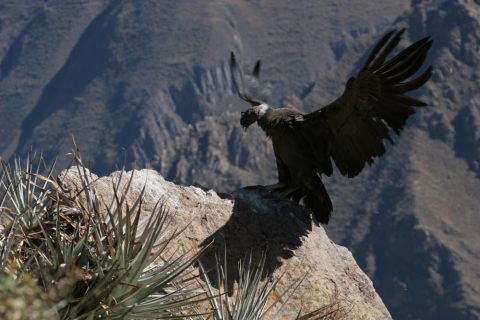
(59, 167, 392, 319)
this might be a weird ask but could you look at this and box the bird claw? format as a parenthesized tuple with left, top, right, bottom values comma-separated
(264, 183, 287, 192)
(275, 187, 298, 198)
(244, 184, 296, 199)
(264, 183, 298, 198)
(243, 185, 264, 190)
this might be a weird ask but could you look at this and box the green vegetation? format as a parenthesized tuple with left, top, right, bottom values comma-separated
(199, 253, 302, 320)
(0, 152, 343, 319)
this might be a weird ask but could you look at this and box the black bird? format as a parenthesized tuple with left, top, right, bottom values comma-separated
(230, 29, 433, 224)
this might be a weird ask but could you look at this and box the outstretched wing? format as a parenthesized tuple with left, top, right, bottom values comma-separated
(303, 28, 433, 178)
(230, 52, 264, 106)
(230, 52, 273, 105)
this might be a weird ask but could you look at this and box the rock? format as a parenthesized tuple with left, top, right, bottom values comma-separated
(59, 167, 392, 319)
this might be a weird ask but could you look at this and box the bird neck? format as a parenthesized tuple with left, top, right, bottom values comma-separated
(254, 103, 270, 118)
(255, 105, 278, 137)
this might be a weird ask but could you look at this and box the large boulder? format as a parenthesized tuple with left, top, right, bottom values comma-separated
(59, 167, 391, 319)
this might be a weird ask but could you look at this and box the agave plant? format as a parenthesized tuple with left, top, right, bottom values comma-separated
(0, 153, 206, 319)
(0, 154, 55, 273)
(198, 251, 304, 320)
(198, 250, 346, 320)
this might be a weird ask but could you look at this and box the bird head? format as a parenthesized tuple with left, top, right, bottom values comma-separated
(240, 103, 271, 131)
(240, 108, 258, 131)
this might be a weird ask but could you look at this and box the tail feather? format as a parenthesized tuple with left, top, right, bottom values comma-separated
(303, 178, 333, 224)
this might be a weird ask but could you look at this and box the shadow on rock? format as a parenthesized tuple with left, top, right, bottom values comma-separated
(198, 186, 313, 292)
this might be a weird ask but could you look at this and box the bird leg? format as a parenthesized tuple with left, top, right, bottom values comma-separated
(243, 185, 265, 190)
(275, 186, 298, 198)
(264, 183, 299, 199)
(263, 183, 288, 192)
(244, 183, 297, 199)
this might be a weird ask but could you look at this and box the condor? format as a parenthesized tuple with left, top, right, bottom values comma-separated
(230, 29, 433, 224)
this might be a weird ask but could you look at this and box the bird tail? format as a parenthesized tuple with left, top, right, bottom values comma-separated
(303, 178, 333, 224)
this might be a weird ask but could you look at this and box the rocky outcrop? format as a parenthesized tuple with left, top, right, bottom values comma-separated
(59, 167, 391, 319)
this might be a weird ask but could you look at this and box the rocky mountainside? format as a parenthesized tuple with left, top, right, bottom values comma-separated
(59, 166, 392, 319)
(1, 0, 480, 319)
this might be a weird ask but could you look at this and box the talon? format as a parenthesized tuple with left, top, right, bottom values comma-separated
(276, 187, 298, 198)
(264, 183, 287, 192)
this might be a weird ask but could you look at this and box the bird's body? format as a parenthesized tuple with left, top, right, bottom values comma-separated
(230, 29, 433, 224)
(251, 104, 334, 222)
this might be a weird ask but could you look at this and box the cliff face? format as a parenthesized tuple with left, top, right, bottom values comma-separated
(2, 0, 480, 319)
(59, 166, 392, 320)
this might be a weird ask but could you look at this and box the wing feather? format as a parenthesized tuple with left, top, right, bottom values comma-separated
(377, 36, 431, 73)
(392, 66, 433, 93)
(230, 52, 262, 105)
(368, 28, 406, 70)
(361, 29, 397, 71)
(252, 60, 261, 78)
(384, 42, 431, 83)
(302, 29, 433, 178)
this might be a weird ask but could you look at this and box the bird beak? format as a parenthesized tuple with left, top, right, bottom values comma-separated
(240, 109, 257, 132)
